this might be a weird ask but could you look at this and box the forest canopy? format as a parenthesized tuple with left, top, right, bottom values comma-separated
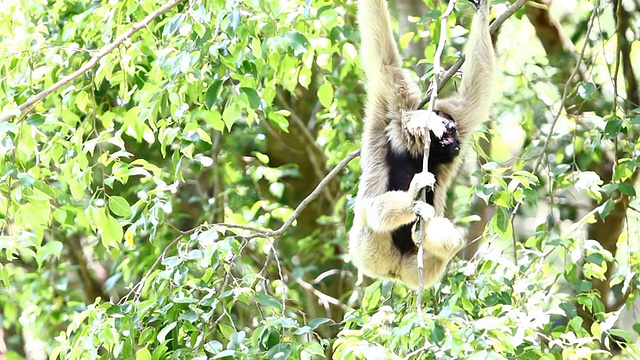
(1, 0, 640, 359)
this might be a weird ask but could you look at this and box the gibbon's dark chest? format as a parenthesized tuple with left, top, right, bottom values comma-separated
(386, 146, 437, 254)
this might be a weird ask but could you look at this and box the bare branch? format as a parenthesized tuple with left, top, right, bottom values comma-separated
(0, 0, 187, 123)
(268, 149, 361, 238)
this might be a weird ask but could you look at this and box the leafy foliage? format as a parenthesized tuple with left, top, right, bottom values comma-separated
(1, 0, 640, 359)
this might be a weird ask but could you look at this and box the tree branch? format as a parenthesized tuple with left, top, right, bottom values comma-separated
(0, 0, 187, 123)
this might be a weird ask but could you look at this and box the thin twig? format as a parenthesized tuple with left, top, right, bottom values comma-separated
(0, 0, 187, 123)
(417, 0, 530, 109)
(120, 227, 197, 303)
(266, 149, 360, 239)
(295, 278, 348, 310)
(416, 0, 458, 312)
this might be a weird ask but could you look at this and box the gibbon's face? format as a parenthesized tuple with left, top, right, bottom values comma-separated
(430, 118, 460, 163)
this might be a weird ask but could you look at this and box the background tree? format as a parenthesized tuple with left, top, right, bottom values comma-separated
(1, 0, 639, 359)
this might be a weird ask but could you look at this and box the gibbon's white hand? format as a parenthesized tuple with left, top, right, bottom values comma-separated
(409, 171, 436, 199)
(413, 201, 435, 220)
(403, 110, 446, 140)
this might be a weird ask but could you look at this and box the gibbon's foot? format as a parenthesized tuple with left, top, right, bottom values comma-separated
(413, 201, 435, 220)
(408, 171, 436, 199)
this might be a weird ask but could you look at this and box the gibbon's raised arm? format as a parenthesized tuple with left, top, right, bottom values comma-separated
(357, 0, 401, 101)
(349, 0, 494, 289)
(435, 0, 494, 143)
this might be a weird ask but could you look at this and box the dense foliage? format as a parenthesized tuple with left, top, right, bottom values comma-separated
(1, 0, 640, 359)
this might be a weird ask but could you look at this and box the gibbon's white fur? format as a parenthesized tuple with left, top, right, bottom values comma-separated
(349, 0, 494, 288)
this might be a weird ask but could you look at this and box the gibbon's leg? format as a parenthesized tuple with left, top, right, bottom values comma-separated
(417, 217, 463, 259)
(399, 253, 447, 289)
(361, 172, 436, 232)
(435, 0, 494, 143)
(399, 217, 463, 288)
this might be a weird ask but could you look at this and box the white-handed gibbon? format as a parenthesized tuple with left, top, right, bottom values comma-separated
(349, 0, 494, 288)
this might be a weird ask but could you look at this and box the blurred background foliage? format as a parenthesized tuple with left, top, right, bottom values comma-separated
(1, 0, 640, 358)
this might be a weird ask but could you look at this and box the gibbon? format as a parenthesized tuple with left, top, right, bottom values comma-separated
(349, 0, 494, 288)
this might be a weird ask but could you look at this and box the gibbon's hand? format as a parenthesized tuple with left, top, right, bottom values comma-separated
(413, 201, 435, 220)
(402, 110, 446, 141)
(408, 172, 436, 199)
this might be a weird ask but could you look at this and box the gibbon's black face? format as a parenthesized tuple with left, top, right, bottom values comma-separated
(430, 117, 460, 163)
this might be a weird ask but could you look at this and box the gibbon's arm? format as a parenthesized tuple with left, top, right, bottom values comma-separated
(359, 172, 436, 233)
(358, 0, 403, 103)
(435, 0, 494, 143)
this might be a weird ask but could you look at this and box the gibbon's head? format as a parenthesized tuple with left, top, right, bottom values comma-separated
(430, 111, 460, 163)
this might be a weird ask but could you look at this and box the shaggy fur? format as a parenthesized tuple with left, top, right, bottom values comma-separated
(349, 0, 494, 289)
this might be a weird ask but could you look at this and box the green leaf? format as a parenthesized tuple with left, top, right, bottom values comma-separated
(139, 328, 155, 344)
(17, 173, 36, 187)
(157, 322, 177, 343)
(618, 182, 636, 196)
(267, 110, 290, 132)
(474, 183, 496, 204)
(136, 348, 152, 360)
(76, 90, 90, 113)
(492, 207, 513, 240)
(222, 104, 240, 131)
(178, 310, 199, 322)
(304, 342, 325, 356)
(308, 318, 331, 329)
(240, 87, 260, 109)
(163, 13, 186, 38)
(266, 344, 292, 360)
(608, 329, 632, 343)
(36, 241, 64, 268)
(577, 81, 596, 100)
(26, 114, 45, 126)
(205, 80, 223, 109)
(253, 294, 282, 310)
(317, 81, 334, 109)
(0, 264, 9, 287)
(604, 118, 623, 138)
(204, 110, 225, 131)
(573, 280, 592, 293)
(559, 301, 577, 318)
(98, 209, 123, 248)
(109, 196, 132, 218)
(298, 66, 312, 88)
(598, 199, 615, 219)
(362, 283, 382, 309)
(284, 31, 309, 52)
